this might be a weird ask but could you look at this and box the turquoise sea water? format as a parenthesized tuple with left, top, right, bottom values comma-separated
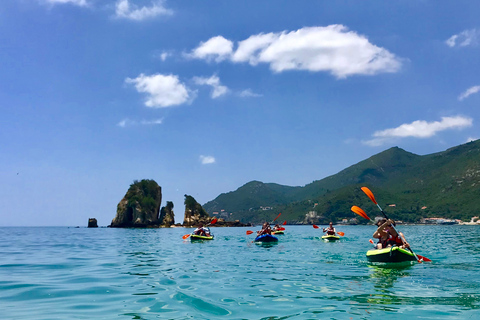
(1, 225, 479, 319)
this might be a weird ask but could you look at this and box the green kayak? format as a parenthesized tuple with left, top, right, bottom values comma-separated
(322, 235, 340, 241)
(190, 234, 214, 241)
(366, 246, 417, 263)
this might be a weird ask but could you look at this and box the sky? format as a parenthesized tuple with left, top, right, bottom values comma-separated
(1, 0, 480, 226)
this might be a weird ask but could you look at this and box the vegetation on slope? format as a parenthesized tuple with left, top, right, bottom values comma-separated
(204, 140, 480, 224)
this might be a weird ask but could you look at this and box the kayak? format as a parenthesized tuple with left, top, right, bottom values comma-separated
(190, 234, 214, 241)
(366, 246, 417, 263)
(273, 231, 284, 235)
(254, 234, 278, 243)
(322, 235, 340, 241)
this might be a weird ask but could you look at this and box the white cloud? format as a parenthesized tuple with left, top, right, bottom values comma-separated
(44, 0, 88, 6)
(188, 36, 234, 62)
(126, 73, 194, 107)
(200, 155, 216, 164)
(466, 137, 479, 143)
(446, 29, 480, 47)
(193, 75, 229, 98)
(159, 51, 170, 61)
(115, 0, 173, 21)
(363, 116, 473, 146)
(117, 118, 164, 127)
(189, 25, 402, 78)
(458, 85, 480, 101)
(238, 89, 262, 98)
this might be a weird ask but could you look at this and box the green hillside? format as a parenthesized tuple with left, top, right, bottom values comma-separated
(203, 140, 480, 224)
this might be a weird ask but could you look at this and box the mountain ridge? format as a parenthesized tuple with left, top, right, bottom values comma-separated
(203, 140, 480, 223)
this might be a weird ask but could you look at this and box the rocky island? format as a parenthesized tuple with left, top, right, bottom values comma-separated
(109, 179, 248, 228)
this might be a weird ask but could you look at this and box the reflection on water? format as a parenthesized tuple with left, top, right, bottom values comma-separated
(368, 264, 412, 291)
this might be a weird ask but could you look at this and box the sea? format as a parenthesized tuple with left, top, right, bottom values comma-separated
(1, 225, 479, 320)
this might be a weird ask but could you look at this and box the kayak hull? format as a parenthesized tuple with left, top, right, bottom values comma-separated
(273, 231, 284, 235)
(190, 234, 214, 241)
(254, 234, 278, 243)
(322, 235, 340, 241)
(366, 246, 417, 263)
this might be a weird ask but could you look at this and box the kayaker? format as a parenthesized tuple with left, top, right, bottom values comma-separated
(373, 219, 389, 249)
(273, 223, 281, 231)
(257, 222, 272, 236)
(373, 219, 410, 249)
(323, 222, 336, 235)
(193, 223, 211, 237)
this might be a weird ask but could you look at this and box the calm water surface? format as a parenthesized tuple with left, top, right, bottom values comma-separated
(1, 225, 479, 319)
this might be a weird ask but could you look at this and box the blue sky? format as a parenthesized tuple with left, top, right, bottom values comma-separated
(1, 0, 479, 226)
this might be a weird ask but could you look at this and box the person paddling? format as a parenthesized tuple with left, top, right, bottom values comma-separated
(323, 222, 336, 235)
(193, 223, 211, 237)
(373, 219, 409, 249)
(257, 222, 272, 236)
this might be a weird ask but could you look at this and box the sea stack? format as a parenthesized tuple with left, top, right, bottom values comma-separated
(159, 201, 175, 226)
(88, 218, 98, 228)
(110, 179, 162, 228)
(183, 194, 210, 227)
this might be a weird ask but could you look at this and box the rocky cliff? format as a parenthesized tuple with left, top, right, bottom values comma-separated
(159, 201, 175, 226)
(110, 179, 162, 228)
(183, 194, 211, 226)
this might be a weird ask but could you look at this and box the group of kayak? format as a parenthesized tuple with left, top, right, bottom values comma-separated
(182, 187, 431, 265)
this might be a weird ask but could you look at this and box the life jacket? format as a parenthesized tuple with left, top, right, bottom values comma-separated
(386, 234, 403, 246)
(325, 227, 335, 235)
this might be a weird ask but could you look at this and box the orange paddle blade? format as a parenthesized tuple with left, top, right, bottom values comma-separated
(283, 221, 287, 225)
(313, 224, 320, 229)
(210, 218, 218, 225)
(246, 230, 254, 235)
(351, 206, 371, 220)
(182, 234, 190, 239)
(337, 231, 345, 236)
(417, 254, 432, 262)
(369, 239, 374, 244)
(361, 187, 378, 205)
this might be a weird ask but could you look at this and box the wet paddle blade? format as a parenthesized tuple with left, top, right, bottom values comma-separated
(351, 206, 371, 220)
(313, 224, 319, 229)
(417, 254, 432, 262)
(210, 218, 218, 225)
(337, 232, 345, 236)
(361, 187, 378, 205)
(182, 234, 190, 239)
(369, 239, 374, 244)
(283, 221, 287, 225)
(246, 230, 254, 235)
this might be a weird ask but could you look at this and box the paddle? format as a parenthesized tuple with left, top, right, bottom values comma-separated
(359, 187, 427, 263)
(283, 221, 287, 225)
(313, 224, 344, 236)
(183, 218, 218, 239)
(246, 213, 282, 235)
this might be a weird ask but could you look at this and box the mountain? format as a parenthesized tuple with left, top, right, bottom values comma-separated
(203, 140, 480, 224)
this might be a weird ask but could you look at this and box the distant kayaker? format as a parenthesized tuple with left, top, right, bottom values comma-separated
(257, 222, 272, 236)
(193, 223, 211, 237)
(323, 222, 336, 235)
(273, 224, 281, 231)
(373, 219, 409, 249)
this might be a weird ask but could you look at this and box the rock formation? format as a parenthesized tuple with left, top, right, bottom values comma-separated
(159, 201, 175, 226)
(183, 194, 211, 227)
(110, 179, 162, 228)
(88, 218, 98, 228)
